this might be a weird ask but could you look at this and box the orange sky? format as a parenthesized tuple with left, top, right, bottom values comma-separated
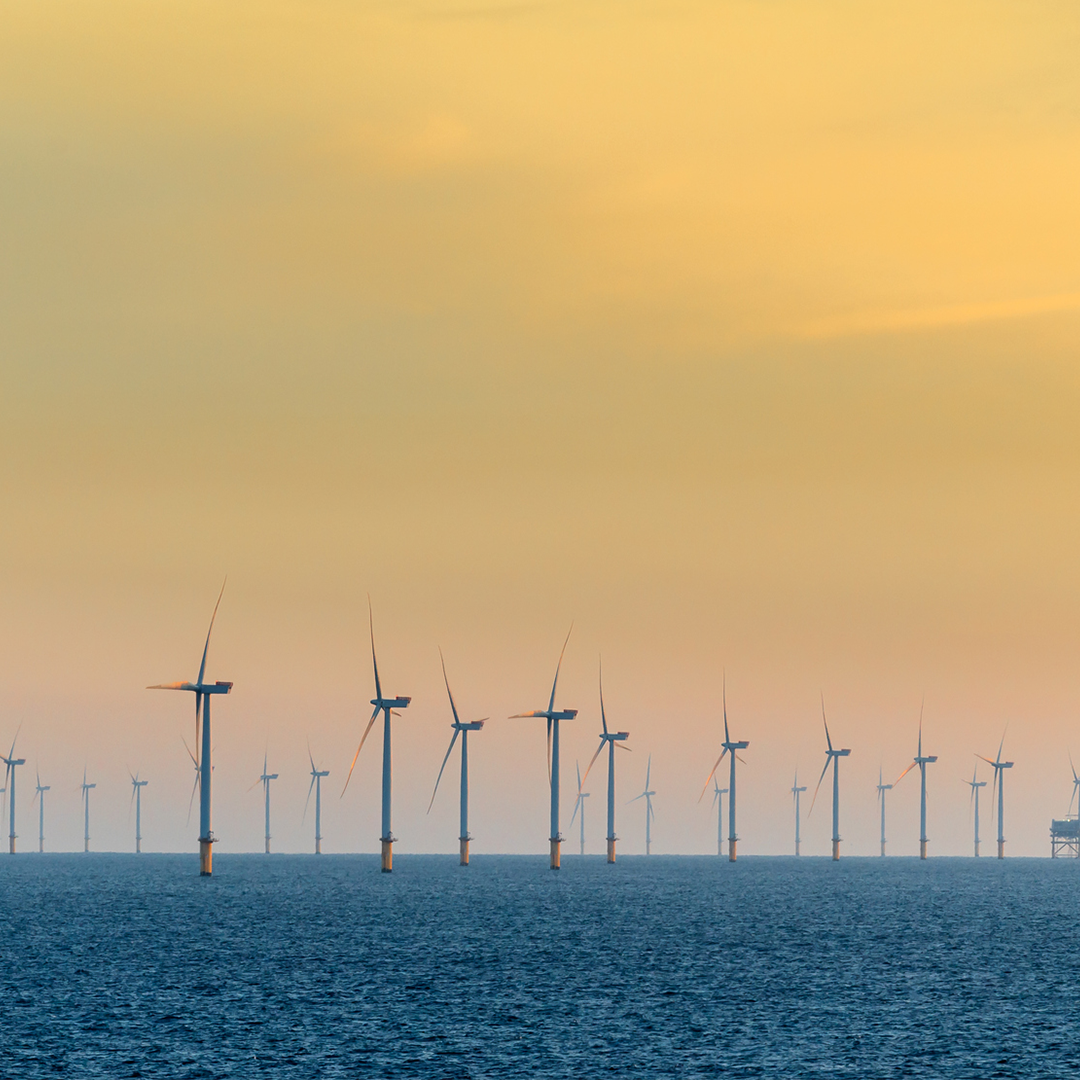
(2, 1, 1080, 856)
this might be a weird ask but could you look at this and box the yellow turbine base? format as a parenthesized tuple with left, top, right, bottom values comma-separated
(460, 838, 470, 865)
(607, 838, 616, 864)
(998, 839, 1005, 860)
(200, 839, 213, 876)
(381, 839, 393, 872)
(550, 838, 561, 870)
(729, 839, 737, 863)
(832, 839, 840, 861)
(315, 838, 321, 855)
(920, 840, 927, 860)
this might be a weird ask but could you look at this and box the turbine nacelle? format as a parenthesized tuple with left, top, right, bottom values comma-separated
(372, 695, 411, 711)
(915, 755, 938, 765)
(827, 748, 851, 758)
(453, 720, 486, 732)
(724, 740, 749, 752)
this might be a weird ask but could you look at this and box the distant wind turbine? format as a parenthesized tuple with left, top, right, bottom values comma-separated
(629, 755, 655, 854)
(427, 650, 486, 865)
(811, 697, 850, 861)
(978, 729, 1013, 859)
(876, 767, 892, 857)
(81, 768, 96, 853)
(304, 749, 329, 854)
(130, 772, 148, 853)
(1068, 753, 1080, 819)
(894, 706, 937, 859)
(580, 660, 630, 863)
(712, 778, 728, 857)
(342, 599, 411, 873)
(791, 770, 806, 856)
(148, 580, 233, 875)
(2, 732, 25, 854)
(965, 764, 986, 857)
(251, 753, 278, 854)
(510, 627, 578, 870)
(34, 771, 49, 853)
(569, 762, 589, 856)
(699, 678, 749, 861)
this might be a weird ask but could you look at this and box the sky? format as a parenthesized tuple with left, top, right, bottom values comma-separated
(2, 0, 1080, 857)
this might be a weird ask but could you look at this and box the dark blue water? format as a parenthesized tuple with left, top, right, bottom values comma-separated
(2, 855, 1079, 1078)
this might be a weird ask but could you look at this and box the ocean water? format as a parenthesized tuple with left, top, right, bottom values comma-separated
(1, 854, 1079, 1078)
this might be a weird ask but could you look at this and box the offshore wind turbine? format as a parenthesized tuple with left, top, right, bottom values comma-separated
(895, 708, 937, 859)
(304, 749, 329, 854)
(510, 627, 577, 870)
(81, 768, 95, 853)
(342, 600, 411, 873)
(978, 730, 1014, 859)
(966, 764, 986, 857)
(2, 732, 26, 854)
(629, 754, 655, 854)
(876, 767, 892, 856)
(148, 581, 233, 875)
(791, 770, 806, 856)
(130, 773, 148, 853)
(580, 661, 630, 863)
(811, 698, 851, 861)
(712, 778, 728, 857)
(35, 771, 49, 853)
(251, 753, 278, 854)
(569, 762, 589, 856)
(699, 679, 749, 861)
(427, 650, 485, 865)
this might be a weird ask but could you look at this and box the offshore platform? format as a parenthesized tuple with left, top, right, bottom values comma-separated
(1050, 817, 1080, 858)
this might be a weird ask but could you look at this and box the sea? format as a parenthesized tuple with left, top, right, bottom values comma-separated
(1, 854, 1078, 1078)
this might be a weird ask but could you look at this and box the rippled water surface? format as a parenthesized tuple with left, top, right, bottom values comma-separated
(2, 854, 1079, 1077)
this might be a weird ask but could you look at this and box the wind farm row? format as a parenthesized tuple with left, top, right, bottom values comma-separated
(3, 586, 1072, 869)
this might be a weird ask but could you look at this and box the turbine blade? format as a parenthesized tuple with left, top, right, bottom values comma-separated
(548, 623, 574, 713)
(369, 596, 382, 703)
(341, 713, 379, 797)
(1071, 750, 1078, 783)
(616, 742, 631, 752)
(197, 577, 227, 685)
(302, 773, 316, 823)
(723, 672, 730, 744)
(181, 736, 198, 769)
(439, 648, 461, 726)
(996, 724, 1008, 764)
(821, 694, 833, 752)
(547, 716, 553, 787)
(698, 749, 728, 802)
(894, 761, 918, 786)
(918, 696, 925, 757)
(427, 728, 461, 813)
(808, 756, 831, 817)
(581, 741, 605, 788)
(187, 770, 199, 825)
(599, 656, 608, 736)
(645, 753, 651, 790)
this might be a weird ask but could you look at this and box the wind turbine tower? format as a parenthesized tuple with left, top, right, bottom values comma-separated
(305, 751, 329, 854)
(81, 768, 96, 853)
(966, 765, 986, 857)
(130, 773, 148, 853)
(254, 754, 278, 854)
(876, 767, 892, 856)
(791, 770, 806, 856)
(700, 680, 749, 861)
(896, 710, 937, 859)
(35, 772, 49, 853)
(581, 661, 630, 863)
(978, 730, 1014, 859)
(343, 600, 411, 873)
(2, 734, 25, 854)
(713, 778, 728, 857)
(569, 762, 589, 856)
(812, 698, 851, 861)
(510, 627, 577, 870)
(427, 650, 485, 865)
(148, 581, 233, 875)
(630, 755, 656, 854)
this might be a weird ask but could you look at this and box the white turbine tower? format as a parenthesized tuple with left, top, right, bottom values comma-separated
(629, 755, 656, 854)
(569, 762, 589, 856)
(978, 729, 1013, 859)
(148, 581, 233, 875)
(811, 697, 851, 861)
(251, 753, 278, 854)
(966, 764, 986, 857)
(510, 627, 578, 870)
(343, 600, 411, 873)
(34, 771, 49, 853)
(791, 770, 806, 856)
(876, 767, 892, 856)
(712, 778, 728, 857)
(427, 650, 486, 865)
(304, 749, 329, 854)
(894, 707, 937, 859)
(699, 679, 749, 861)
(81, 768, 96, 853)
(130, 772, 148, 853)
(580, 661, 630, 863)
(2, 732, 25, 854)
